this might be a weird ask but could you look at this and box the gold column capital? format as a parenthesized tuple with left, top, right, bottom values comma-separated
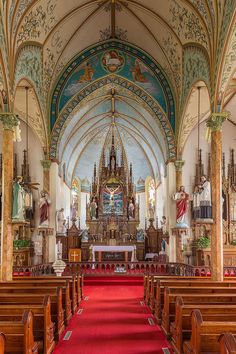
(174, 159, 185, 171)
(206, 112, 229, 132)
(41, 159, 52, 170)
(0, 113, 18, 131)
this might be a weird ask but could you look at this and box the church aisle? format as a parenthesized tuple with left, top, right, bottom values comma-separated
(53, 277, 172, 354)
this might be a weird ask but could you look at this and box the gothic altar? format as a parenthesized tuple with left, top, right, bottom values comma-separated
(81, 129, 145, 261)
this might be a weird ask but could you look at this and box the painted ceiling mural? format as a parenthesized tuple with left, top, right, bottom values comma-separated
(51, 41, 175, 130)
(0, 0, 236, 184)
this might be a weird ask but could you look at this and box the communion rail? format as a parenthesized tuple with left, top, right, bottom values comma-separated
(12, 262, 219, 277)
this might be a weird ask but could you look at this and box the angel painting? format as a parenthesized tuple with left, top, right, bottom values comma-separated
(132, 59, 148, 83)
(78, 62, 94, 83)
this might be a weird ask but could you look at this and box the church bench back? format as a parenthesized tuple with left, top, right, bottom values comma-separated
(154, 279, 236, 322)
(14, 274, 82, 306)
(162, 289, 236, 337)
(183, 310, 236, 354)
(0, 310, 38, 354)
(219, 333, 236, 354)
(0, 288, 64, 340)
(12, 276, 79, 313)
(0, 296, 54, 354)
(172, 296, 236, 354)
(0, 333, 5, 354)
(0, 281, 72, 325)
(144, 275, 201, 303)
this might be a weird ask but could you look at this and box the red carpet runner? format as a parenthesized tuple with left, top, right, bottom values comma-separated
(53, 276, 172, 354)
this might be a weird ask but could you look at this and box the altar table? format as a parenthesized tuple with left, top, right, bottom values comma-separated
(91, 245, 137, 262)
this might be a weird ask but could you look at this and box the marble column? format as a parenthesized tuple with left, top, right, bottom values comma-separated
(40, 159, 51, 194)
(206, 112, 228, 281)
(174, 160, 185, 190)
(0, 113, 18, 281)
(165, 161, 176, 261)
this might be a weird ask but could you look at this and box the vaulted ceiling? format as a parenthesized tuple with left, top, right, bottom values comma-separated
(0, 0, 236, 185)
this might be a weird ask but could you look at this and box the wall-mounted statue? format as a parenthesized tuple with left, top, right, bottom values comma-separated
(56, 208, 66, 235)
(128, 198, 135, 219)
(199, 175, 212, 219)
(12, 176, 25, 221)
(172, 185, 189, 227)
(90, 197, 98, 220)
(39, 191, 51, 228)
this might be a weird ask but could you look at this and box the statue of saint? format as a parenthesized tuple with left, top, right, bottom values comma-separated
(56, 208, 66, 234)
(160, 216, 167, 234)
(12, 177, 25, 221)
(192, 185, 201, 220)
(39, 191, 51, 227)
(90, 198, 97, 220)
(128, 199, 135, 219)
(172, 185, 189, 227)
(199, 175, 212, 219)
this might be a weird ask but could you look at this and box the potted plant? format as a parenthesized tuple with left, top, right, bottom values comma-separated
(196, 236, 211, 249)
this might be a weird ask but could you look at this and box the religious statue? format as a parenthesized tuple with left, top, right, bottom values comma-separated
(128, 199, 135, 219)
(192, 185, 201, 220)
(160, 216, 167, 234)
(56, 208, 66, 235)
(136, 229, 145, 242)
(148, 179, 155, 219)
(71, 193, 78, 220)
(12, 177, 25, 221)
(198, 175, 212, 219)
(90, 197, 97, 220)
(148, 202, 155, 220)
(161, 238, 166, 253)
(81, 229, 89, 242)
(39, 191, 51, 227)
(172, 185, 189, 227)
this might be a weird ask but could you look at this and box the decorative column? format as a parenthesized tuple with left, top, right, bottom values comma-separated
(206, 112, 228, 281)
(174, 159, 185, 190)
(0, 113, 18, 281)
(40, 159, 51, 193)
(165, 161, 176, 261)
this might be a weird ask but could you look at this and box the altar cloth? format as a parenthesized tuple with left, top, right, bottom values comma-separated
(91, 245, 136, 262)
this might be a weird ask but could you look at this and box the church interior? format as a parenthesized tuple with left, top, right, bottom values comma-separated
(0, 0, 236, 353)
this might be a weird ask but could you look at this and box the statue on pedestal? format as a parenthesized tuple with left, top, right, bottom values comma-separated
(90, 197, 97, 220)
(199, 175, 212, 219)
(12, 177, 25, 221)
(56, 208, 66, 235)
(39, 191, 51, 228)
(172, 185, 189, 227)
(128, 199, 135, 219)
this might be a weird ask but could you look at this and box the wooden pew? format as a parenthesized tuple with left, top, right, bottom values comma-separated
(219, 333, 236, 354)
(0, 309, 38, 354)
(14, 275, 82, 308)
(154, 280, 236, 323)
(12, 277, 77, 314)
(0, 333, 5, 354)
(144, 276, 207, 305)
(171, 296, 236, 354)
(183, 309, 236, 354)
(0, 288, 64, 339)
(0, 296, 54, 354)
(162, 288, 236, 338)
(0, 282, 72, 324)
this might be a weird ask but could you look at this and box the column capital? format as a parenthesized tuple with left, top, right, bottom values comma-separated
(41, 159, 52, 170)
(206, 112, 229, 132)
(0, 113, 18, 131)
(174, 159, 185, 171)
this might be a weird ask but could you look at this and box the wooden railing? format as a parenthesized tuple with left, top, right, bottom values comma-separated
(13, 262, 236, 277)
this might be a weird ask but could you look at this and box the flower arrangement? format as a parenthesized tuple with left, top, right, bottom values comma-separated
(231, 240, 236, 246)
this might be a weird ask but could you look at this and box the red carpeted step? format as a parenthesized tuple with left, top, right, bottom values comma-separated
(53, 277, 172, 354)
